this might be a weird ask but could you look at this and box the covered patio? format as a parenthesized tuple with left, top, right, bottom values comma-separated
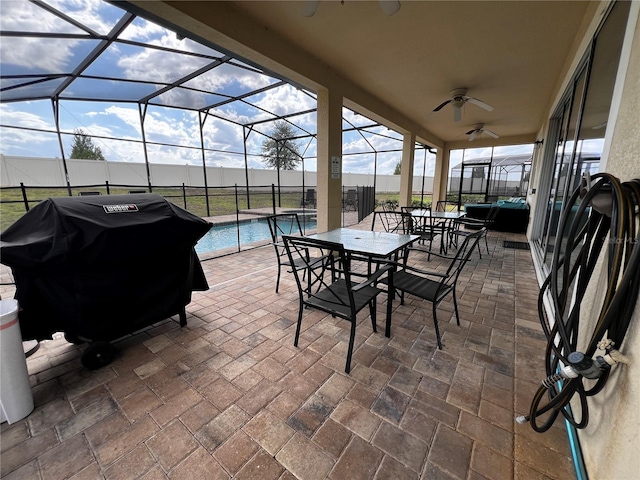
(0, 223, 573, 479)
(2, 1, 640, 478)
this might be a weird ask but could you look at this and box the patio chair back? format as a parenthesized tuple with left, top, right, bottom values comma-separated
(344, 189, 357, 211)
(435, 200, 449, 212)
(401, 206, 450, 256)
(283, 235, 391, 373)
(450, 205, 500, 257)
(371, 210, 412, 234)
(385, 228, 485, 348)
(301, 188, 316, 208)
(266, 213, 305, 293)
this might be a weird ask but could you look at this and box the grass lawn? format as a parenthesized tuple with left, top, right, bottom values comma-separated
(0, 186, 440, 232)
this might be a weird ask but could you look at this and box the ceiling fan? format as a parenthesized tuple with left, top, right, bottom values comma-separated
(302, 0, 401, 17)
(466, 124, 499, 141)
(432, 88, 493, 122)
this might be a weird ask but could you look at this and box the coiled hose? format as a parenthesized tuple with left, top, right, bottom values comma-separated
(526, 173, 640, 433)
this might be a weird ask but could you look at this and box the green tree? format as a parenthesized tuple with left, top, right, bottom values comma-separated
(261, 121, 301, 170)
(69, 129, 105, 160)
(393, 161, 401, 175)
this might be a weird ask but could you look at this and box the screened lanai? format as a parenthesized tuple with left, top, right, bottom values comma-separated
(0, 0, 434, 200)
(448, 150, 533, 206)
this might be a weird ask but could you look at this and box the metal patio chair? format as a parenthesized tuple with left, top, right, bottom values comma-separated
(371, 210, 412, 235)
(343, 189, 357, 211)
(283, 235, 392, 373)
(266, 213, 326, 293)
(301, 188, 317, 208)
(381, 228, 485, 349)
(449, 205, 500, 258)
(401, 206, 451, 257)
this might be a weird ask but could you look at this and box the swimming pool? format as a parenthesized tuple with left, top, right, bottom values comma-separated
(195, 217, 317, 254)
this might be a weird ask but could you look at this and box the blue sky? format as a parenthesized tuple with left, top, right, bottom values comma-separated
(0, 0, 430, 176)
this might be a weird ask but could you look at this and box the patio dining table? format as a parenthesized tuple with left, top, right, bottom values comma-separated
(308, 228, 419, 336)
(410, 210, 465, 221)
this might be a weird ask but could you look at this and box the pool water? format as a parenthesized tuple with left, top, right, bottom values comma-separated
(195, 218, 317, 254)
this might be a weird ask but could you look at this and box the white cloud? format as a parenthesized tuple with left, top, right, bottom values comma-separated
(91, 137, 144, 163)
(67, 123, 113, 138)
(0, 36, 77, 73)
(203, 118, 244, 152)
(0, 126, 59, 157)
(342, 109, 376, 127)
(103, 106, 141, 135)
(120, 17, 167, 43)
(1, 1, 77, 34)
(46, 0, 115, 34)
(0, 104, 54, 130)
(250, 85, 315, 117)
(0, 0, 118, 72)
(116, 48, 206, 84)
(142, 109, 200, 148)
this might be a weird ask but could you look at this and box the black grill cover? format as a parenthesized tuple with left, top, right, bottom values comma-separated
(0, 194, 211, 342)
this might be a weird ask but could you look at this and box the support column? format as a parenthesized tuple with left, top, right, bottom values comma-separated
(316, 88, 343, 232)
(398, 132, 415, 208)
(432, 147, 449, 205)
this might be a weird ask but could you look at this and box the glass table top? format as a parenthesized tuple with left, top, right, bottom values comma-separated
(309, 228, 418, 257)
(410, 210, 464, 219)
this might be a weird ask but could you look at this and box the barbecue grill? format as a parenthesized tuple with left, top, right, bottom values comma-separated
(0, 193, 211, 369)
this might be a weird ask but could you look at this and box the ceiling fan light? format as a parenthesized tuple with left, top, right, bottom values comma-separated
(379, 0, 401, 16)
(302, 0, 320, 17)
(453, 106, 462, 122)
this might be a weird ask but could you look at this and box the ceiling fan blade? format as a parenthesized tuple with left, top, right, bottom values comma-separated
(469, 131, 477, 141)
(302, 0, 320, 17)
(379, 0, 401, 16)
(465, 96, 494, 112)
(453, 105, 462, 122)
(485, 129, 499, 138)
(433, 99, 451, 112)
(465, 129, 475, 135)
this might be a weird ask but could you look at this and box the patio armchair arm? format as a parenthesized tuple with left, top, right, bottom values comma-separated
(352, 264, 393, 291)
(286, 251, 331, 273)
(378, 253, 448, 279)
(405, 246, 473, 272)
(405, 245, 455, 261)
(454, 216, 484, 226)
(397, 263, 448, 279)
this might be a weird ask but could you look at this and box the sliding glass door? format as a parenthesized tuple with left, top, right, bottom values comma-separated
(533, 0, 630, 270)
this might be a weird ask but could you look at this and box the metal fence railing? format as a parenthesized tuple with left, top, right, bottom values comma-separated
(1, 183, 381, 259)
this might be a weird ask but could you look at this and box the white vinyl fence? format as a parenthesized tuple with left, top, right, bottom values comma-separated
(0, 155, 434, 193)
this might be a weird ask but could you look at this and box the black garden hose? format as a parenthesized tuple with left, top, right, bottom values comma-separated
(524, 173, 640, 433)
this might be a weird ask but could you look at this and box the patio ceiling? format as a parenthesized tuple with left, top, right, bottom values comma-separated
(130, 0, 598, 146)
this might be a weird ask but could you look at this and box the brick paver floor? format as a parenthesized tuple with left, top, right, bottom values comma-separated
(0, 215, 574, 479)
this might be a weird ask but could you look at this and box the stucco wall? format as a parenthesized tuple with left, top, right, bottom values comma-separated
(577, 6, 640, 479)
(526, 2, 640, 478)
